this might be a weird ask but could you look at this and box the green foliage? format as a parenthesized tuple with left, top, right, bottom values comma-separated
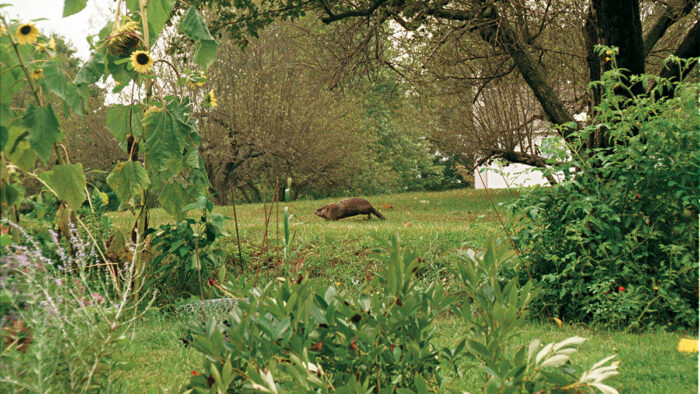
(179, 6, 218, 70)
(0, 221, 153, 392)
(107, 160, 151, 207)
(452, 240, 619, 393)
(184, 236, 619, 392)
(186, 233, 449, 392)
(512, 68, 699, 329)
(147, 196, 227, 301)
(21, 104, 63, 164)
(38, 164, 87, 211)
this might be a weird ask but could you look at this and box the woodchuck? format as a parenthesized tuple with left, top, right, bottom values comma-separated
(314, 198, 385, 221)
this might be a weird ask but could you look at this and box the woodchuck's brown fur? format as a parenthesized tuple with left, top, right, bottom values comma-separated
(314, 198, 385, 221)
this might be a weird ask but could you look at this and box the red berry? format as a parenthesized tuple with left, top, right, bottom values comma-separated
(618, 286, 625, 292)
(634, 193, 640, 200)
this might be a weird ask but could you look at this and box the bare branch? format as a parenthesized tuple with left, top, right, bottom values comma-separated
(643, 0, 697, 58)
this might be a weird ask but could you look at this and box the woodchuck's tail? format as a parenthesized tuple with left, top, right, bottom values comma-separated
(370, 206, 385, 220)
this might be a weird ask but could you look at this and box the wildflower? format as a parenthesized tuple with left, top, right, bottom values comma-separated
(92, 293, 104, 303)
(99, 192, 109, 205)
(144, 105, 162, 117)
(653, 286, 659, 291)
(188, 71, 206, 88)
(30, 69, 43, 80)
(618, 286, 625, 292)
(605, 56, 611, 62)
(335, 282, 341, 287)
(47, 36, 56, 50)
(605, 50, 613, 56)
(54, 278, 63, 286)
(107, 19, 142, 55)
(553, 317, 563, 328)
(130, 50, 154, 74)
(15, 23, 39, 45)
(205, 90, 218, 107)
(191, 370, 199, 376)
(635, 193, 640, 201)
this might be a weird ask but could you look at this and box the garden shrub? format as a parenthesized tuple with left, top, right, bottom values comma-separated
(0, 220, 154, 392)
(184, 236, 620, 392)
(512, 70, 699, 329)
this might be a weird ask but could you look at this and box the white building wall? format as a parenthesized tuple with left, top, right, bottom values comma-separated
(474, 163, 551, 189)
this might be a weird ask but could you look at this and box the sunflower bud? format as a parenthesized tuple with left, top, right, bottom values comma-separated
(106, 19, 142, 55)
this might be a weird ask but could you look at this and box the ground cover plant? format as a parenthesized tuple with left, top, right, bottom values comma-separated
(1, 0, 698, 392)
(511, 60, 699, 330)
(110, 189, 693, 392)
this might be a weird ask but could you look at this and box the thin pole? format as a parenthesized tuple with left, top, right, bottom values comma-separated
(475, 169, 532, 280)
(231, 187, 243, 264)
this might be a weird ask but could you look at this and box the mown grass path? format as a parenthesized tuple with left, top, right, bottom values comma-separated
(113, 189, 698, 392)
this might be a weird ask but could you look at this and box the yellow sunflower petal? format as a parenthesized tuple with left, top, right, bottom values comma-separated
(130, 50, 154, 74)
(16, 23, 40, 45)
(207, 90, 218, 107)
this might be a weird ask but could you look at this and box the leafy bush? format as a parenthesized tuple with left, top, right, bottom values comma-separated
(147, 196, 228, 302)
(184, 236, 619, 392)
(512, 68, 699, 328)
(0, 220, 154, 392)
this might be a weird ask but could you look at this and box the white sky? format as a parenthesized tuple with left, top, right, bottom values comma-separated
(4, 0, 111, 60)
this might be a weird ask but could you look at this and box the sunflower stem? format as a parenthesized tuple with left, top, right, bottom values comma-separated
(3, 19, 65, 166)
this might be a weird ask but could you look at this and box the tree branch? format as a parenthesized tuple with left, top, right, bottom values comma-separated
(320, 0, 390, 23)
(643, 0, 697, 59)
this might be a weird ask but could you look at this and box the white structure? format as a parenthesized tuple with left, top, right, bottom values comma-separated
(474, 163, 551, 189)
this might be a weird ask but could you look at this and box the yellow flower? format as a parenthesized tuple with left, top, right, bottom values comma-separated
(15, 23, 40, 45)
(605, 50, 613, 56)
(47, 36, 56, 50)
(107, 19, 142, 55)
(30, 69, 43, 80)
(653, 286, 659, 290)
(605, 56, 611, 62)
(99, 192, 109, 205)
(206, 90, 218, 107)
(144, 105, 162, 117)
(130, 50, 153, 74)
(0, 24, 6, 35)
(553, 317, 563, 328)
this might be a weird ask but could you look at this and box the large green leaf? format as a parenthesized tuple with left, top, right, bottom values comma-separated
(106, 161, 150, 205)
(63, 0, 88, 17)
(0, 46, 22, 105)
(194, 39, 218, 70)
(180, 7, 214, 41)
(74, 53, 105, 85)
(0, 126, 6, 152)
(0, 104, 16, 128)
(41, 61, 83, 115)
(147, 0, 175, 44)
(143, 102, 187, 183)
(158, 182, 188, 219)
(40, 164, 87, 211)
(106, 104, 143, 151)
(3, 127, 36, 171)
(21, 104, 62, 164)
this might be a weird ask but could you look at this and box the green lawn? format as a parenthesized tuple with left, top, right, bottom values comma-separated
(111, 189, 698, 392)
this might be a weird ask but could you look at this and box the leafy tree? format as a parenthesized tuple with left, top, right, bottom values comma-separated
(190, 0, 697, 169)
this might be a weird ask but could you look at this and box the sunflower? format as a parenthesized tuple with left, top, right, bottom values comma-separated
(31, 69, 43, 80)
(15, 23, 40, 45)
(130, 50, 153, 74)
(107, 19, 142, 55)
(206, 90, 218, 107)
